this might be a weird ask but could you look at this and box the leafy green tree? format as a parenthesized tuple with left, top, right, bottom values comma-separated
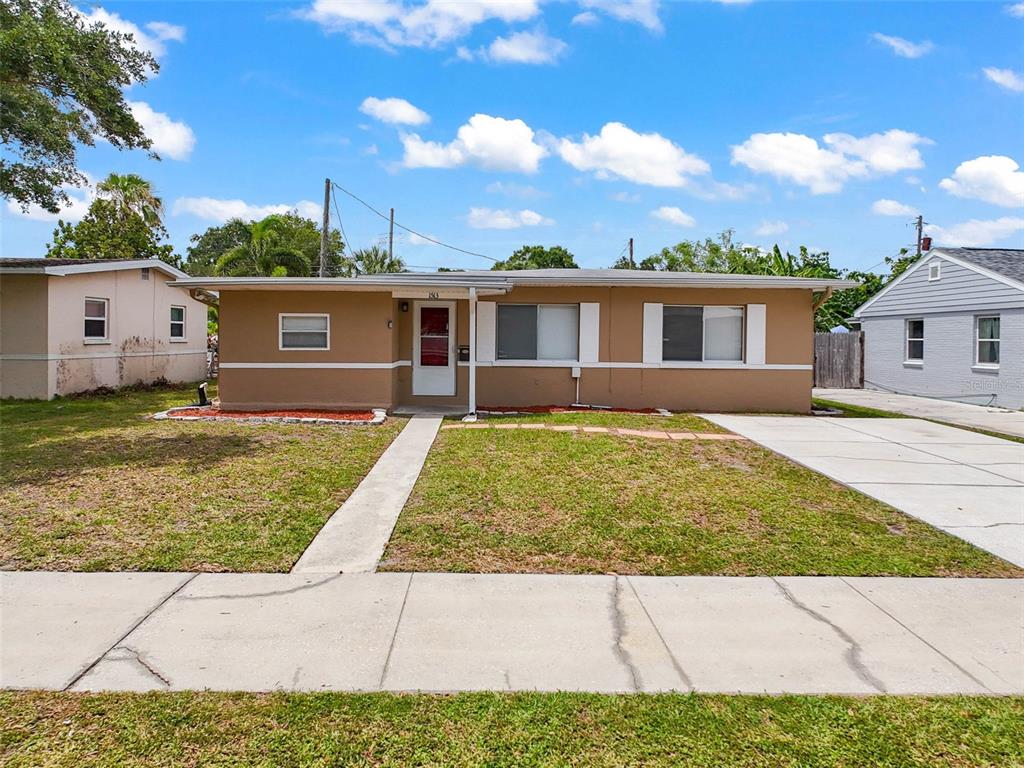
(1, 0, 157, 213)
(45, 172, 175, 263)
(492, 244, 578, 270)
(614, 230, 760, 272)
(183, 218, 251, 276)
(214, 216, 311, 277)
(351, 245, 405, 275)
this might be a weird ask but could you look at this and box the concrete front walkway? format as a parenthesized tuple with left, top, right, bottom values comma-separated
(815, 387, 1024, 439)
(706, 415, 1024, 567)
(291, 416, 442, 574)
(2, 572, 1020, 695)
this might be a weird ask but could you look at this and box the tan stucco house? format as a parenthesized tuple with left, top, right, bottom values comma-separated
(0, 258, 209, 399)
(174, 269, 856, 414)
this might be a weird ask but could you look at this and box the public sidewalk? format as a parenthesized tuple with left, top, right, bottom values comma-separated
(2, 571, 1020, 695)
(815, 387, 1024, 439)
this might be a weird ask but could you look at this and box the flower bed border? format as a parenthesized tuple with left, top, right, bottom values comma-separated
(152, 406, 387, 426)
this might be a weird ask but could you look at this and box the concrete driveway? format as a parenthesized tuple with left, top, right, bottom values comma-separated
(706, 415, 1024, 567)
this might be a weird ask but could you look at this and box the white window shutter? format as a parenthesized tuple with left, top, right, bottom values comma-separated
(578, 302, 600, 363)
(477, 301, 496, 362)
(746, 304, 766, 365)
(642, 303, 663, 364)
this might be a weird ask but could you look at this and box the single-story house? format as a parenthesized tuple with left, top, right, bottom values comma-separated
(0, 258, 210, 399)
(852, 247, 1023, 409)
(173, 269, 856, 413)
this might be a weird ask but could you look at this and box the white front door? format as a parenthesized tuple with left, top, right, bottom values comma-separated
(413, 301, 456, 396)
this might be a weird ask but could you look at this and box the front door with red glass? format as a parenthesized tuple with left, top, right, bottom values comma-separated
(413, 302, 455, 395)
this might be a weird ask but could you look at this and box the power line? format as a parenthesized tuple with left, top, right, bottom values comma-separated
(329, 186, 351, 270)
(331, 181, 499, 263)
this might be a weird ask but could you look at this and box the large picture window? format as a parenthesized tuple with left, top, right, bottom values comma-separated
(663, 306, 744, 362)
(976, 316, 1000, 366)
(84, 298, 108, 341)
(496, 304, 579, 361)
(905, 319, 924, 362)
(279, 314, 329, 350)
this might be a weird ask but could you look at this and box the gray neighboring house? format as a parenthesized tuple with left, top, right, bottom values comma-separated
(852, 247, 1023, 410)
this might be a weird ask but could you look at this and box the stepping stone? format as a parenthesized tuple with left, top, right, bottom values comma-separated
(495, 423, 520, 429)
(520, 424, 547, 430)
(549, 425, 579, 432)
(581, 426, 610, 433)
(668, 432, 697, 440)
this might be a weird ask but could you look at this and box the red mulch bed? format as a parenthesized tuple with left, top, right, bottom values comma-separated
(169, 406, 375, 421)
(479, 405, 660, 414)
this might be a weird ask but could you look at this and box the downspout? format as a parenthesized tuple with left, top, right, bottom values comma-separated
(468, 287, 477, 415)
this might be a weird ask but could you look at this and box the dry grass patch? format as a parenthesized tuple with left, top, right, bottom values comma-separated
(0, 386, 404, 571)
(381, 428, 1022, 576)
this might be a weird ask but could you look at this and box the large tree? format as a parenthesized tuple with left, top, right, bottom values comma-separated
(45, 172, 174, 263)
(350, 245, 405, 275)
(1, 0, 157, 213)
(214, 216, 311, 277)
(183, 218, 252, 276)
(492, 244, 578, 270)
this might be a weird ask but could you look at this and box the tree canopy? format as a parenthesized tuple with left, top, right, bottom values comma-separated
(214, 216, 312, 277)
(1, 0, 157, 213)
(45, 172, 175, 263)
(492, 244, 578, 270)
(350, 245, 405, 275)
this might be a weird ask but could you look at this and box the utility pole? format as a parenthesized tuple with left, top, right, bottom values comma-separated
(388, 207, 395, 263)
(914, 214, 924, 257)
(628, 237, 635, 269)
(319, 178, 330, 277)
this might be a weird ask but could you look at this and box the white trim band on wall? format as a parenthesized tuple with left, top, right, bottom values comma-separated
(1, 349, 207, 362)
(215, 360, 809, 371)
(220, 360, 413, 369)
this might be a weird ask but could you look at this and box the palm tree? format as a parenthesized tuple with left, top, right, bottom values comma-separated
(214, 216, 311, 277)
(96, 173, 164, 227)
(351, 245, 405, 275)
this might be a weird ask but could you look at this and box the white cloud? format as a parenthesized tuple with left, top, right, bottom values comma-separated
(610, 190, 640, 202)
(172, 197, 321, 223)
(983, 67, 1024, 93)
(485, 30, 568, 64)
(872, 32, 934, 58)
(650, 206, 695, 227)
(558, 122, 708, 187)
(754, 219, 788, 236)
(1006, 2, 1024, 17)
(466, 207, 553, 229)
(128, 101, 195, 160)
(872, 199, 919, 217)
(297, 0, 541, 49)
(145, 21, 186, 42)
(76, 7, 184, 61)
(359, 96, 430, 125)
(939, 155, 1024, 208)
(578, 0, 662, 32)
(571, 10, 600, 25)
(731, 129, 930, 194)
(402, 114, 547, 173)
(5, 173, 96, 222)
(485, 181, 545, 198)
(930, 217, 1024, 247)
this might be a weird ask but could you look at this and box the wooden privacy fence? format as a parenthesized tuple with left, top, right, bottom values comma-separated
(814, 331, 863, 388)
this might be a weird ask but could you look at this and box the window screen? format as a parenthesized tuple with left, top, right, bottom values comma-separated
(977, 316, 1000, 365)
(170, 306, 185, 339)
(662, 306, 703, 361)
(537, 304, 579, 360)
(281, 315, 329, 349)
(704, 307, 744, 361)
(496, 305, 538, 360)
(84, 298, 107, 339)
(906, 319, 924, 361)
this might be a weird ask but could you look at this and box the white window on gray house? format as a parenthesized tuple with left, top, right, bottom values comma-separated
(905, 319, 924, 361)
(928, 262, 941, 281)
(663, 306, 744, 362)
(170, 305, 186, 340)
(976, 316, 1000, 366)
(496, 304, 579, 360)
(279, 314, 329, 350)
(84, 298, 108, 340)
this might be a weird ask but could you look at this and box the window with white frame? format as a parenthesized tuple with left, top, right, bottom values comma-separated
(976, 316, 1000, 366)
(84, 298, 108, 340)
(279, 314, 329, 350)
(170, 305, 186, 340)
(496, 304, 579, 360)
(663, 305, 744, 362)
(928, 262, 941, 281)
(905, 318, 924, 361)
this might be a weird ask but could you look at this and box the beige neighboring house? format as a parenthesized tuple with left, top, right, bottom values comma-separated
(0, 258, 210, 399)
(173, 269, 857, 414)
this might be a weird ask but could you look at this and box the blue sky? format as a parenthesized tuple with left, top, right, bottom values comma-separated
(3, 0, 1023, 272)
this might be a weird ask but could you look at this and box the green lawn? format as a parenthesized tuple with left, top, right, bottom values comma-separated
(0, 385, 404, 571)
(381, 427, 1021, 576)
(475, 411, 727, 431)
(2, 691, 1021, 768)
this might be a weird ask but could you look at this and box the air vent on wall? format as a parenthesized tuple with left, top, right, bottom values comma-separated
(141, 268, 150, 280)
